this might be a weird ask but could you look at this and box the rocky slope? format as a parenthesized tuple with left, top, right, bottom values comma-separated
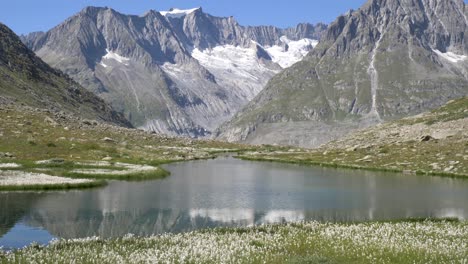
(217, 0, 468, 147)
(321, 96, 468, 175)
(23, 7, 326, 137)
(0, 23, 130, 127)
(240, 96, 468, 177)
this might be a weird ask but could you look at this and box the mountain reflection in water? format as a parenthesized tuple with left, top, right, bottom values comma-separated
(1, 157, 468, 248)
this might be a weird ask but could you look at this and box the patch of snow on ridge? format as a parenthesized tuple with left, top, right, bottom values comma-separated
(160, 8, 199, 18)
(102, 49, 130, 66)
(433, 49, 467, 63)
(266, 36, 318, 68)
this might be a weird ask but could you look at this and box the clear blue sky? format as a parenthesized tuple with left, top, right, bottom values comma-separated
(1, 0, 368, 35)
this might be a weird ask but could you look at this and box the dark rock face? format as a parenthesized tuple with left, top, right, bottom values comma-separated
(23, 7, 326, 137)
(0, 23, 131, 127)
(217, 0, 468, 147)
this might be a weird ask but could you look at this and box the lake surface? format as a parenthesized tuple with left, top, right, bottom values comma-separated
(1, 156, 468, 250)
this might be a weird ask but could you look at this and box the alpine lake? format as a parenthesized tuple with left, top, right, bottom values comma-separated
(1, 155, 468, 250)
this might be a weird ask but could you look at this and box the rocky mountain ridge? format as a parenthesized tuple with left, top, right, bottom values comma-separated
(0, 23, 131, 127)
(22, 7, 326, 137)
(217, 0, 468, 147)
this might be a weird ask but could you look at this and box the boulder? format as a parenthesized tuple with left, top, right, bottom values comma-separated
(420, 135, 434, 142)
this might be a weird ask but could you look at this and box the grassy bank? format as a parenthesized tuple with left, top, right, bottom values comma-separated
(238, 155, 468, 179)
(0, 105, 255, 190)
(0, 180, 106, 191)
(0, 159, 174, 190)
(237, 98, 467, 179)
(0, 106, 251, 163)
(1, 220, 466, 263)
(63, 166, 170, 181)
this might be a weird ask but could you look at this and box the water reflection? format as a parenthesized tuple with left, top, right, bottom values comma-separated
(0, 192, 45, 237)
(1, 157, 468, 249)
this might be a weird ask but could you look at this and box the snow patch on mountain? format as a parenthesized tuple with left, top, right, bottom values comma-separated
(100, 49, 130, 66)
(266, 37, 318, 68)
(191, 45, 280, 100)
(160, 8, 200, 18)
(433, 49, 467, 63)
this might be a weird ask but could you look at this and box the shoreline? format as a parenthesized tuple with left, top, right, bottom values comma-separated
(0, 180, 106, 191)
(0, 160, 172, 191)
(237, 155, 468, 179)
(2, 148, 466, 192)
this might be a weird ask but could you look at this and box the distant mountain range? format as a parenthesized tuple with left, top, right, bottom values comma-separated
(217, 0, 468, 147)
(22, 7, 326, 137)
(0, 23, 130, 127)
(12, 1, 468, 147)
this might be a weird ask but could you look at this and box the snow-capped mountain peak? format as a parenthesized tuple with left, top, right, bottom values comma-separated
(23, 6, 327, 138)
(160, 7, 200, 18)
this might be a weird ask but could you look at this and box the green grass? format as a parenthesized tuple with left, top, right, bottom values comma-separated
(0, 106, 252, 163)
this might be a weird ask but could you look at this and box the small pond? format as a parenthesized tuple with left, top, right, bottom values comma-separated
(1, 156, 467, 249)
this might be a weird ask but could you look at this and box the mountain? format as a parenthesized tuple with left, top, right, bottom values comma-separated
(0, 23, 131, 126)
(217, 0, 468, 147)
(22, 7, 326, 137)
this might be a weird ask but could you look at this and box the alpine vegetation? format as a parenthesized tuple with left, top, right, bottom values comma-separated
(2, 221, 467, 263)
(0, 170, 100, 191)
(0, 163, 21, 169)
(68, 162, 166, 180)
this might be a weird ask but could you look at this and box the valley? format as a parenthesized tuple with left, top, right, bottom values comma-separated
(1, 0, 468, 263)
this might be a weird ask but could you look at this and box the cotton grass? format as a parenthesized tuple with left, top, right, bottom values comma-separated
(0, 170, 103, 190)
(70, 162, 159, 176)
(0, 170, 93, 186)
(2, 220, 467, 264)
(0, 163, 21, 169)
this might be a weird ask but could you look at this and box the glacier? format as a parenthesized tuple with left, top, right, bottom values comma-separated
(266, 36, 318, 68)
